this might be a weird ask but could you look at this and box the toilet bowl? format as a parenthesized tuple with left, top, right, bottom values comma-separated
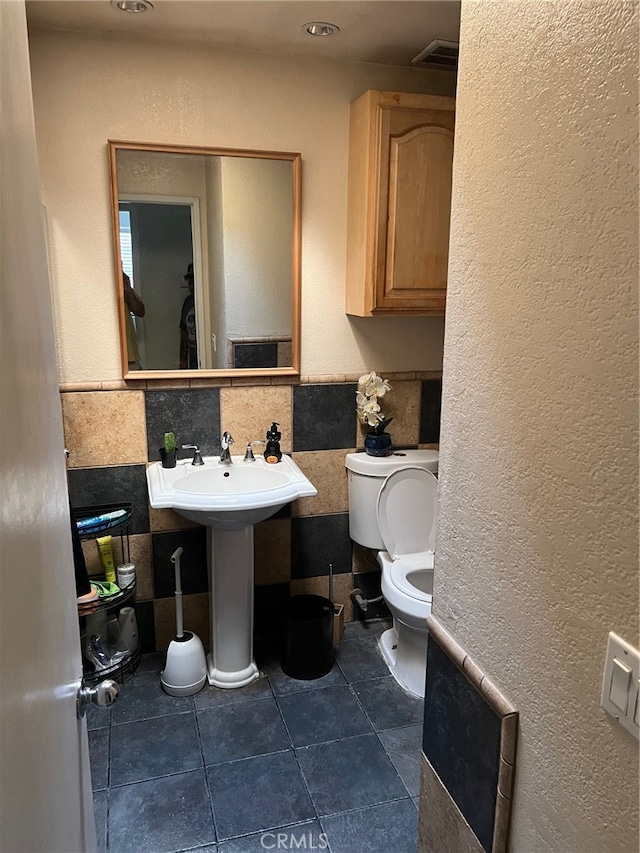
(345, 451, 438, 698)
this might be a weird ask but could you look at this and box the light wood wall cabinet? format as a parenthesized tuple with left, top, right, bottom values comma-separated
(345, 90, 456, 316)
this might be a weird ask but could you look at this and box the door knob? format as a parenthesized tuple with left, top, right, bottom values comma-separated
(76, 677, 120, 719)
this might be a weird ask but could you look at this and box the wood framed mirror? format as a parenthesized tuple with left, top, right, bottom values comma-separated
(108, 141, 301, 380)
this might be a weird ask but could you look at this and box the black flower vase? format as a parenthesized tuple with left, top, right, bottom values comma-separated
(364, 432, 392, 457)
(159, 448, 177, 468)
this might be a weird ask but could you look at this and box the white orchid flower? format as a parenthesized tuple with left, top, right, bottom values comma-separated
(357, 397, 380, 421)
(365, 375, 391, 398)
(358, 372, 376, 389)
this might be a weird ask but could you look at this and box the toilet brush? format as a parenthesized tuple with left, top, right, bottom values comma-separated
(161, 547, 207, 696)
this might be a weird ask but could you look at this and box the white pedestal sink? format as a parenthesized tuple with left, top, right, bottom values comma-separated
(147, 454, 317, 688)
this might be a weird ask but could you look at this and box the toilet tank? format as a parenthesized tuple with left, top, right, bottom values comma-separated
(345, 450, 439, 550)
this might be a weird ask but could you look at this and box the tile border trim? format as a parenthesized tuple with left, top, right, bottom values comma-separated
(426, 614, 518, 853)
(59, 371, 443, 393)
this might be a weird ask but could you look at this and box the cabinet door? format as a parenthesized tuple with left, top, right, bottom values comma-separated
(375, 108, 454, 313)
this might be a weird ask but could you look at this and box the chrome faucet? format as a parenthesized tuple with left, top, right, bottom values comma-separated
(182, 444, 204, 466)
(219, 431, 234, 465)
(243, 440, 265, 462)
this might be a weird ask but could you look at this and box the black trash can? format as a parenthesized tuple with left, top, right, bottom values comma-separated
(280, 595, 334, 680)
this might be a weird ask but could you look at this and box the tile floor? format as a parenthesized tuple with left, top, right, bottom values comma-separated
(88, 620, 424, 853)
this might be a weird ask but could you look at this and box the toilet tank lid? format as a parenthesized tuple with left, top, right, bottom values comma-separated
(345, 449, 438, 477)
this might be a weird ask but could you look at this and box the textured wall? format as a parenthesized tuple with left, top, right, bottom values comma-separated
(28, 30, 454, 383)
(433, 1, 639, 850)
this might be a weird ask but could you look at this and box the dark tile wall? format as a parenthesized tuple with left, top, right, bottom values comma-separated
(152, 529, 208, 598)
(419, 379, 442, 444)
(291, 514, 352, 578)
(254, 582, 290, 637)
(422, 636, 501, 853)
(63, 376, 442, 651)
(135, 601, 156, 654)
(352, 570, 390, 621)
(145, 388, 221, 460)
(234, 343, 278, 369)
(293, 384, 357, 451)
(67, 464, 149, 535)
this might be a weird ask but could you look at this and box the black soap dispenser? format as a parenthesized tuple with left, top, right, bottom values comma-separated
(265, 422, 282, 463)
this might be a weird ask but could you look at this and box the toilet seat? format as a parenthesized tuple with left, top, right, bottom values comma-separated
(376, 467, 438, 558)
(389, 557, 434, 601)
(379, 550, 432, 628)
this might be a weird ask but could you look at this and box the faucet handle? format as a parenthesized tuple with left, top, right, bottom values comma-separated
(243, 441, 264, 462)
(182, 444, 204, 466)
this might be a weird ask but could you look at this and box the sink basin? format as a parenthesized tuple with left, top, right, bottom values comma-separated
(173, 465, 289, 495)
(147, 454, 317, 529)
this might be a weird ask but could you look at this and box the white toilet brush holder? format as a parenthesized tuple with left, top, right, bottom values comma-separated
(161, 546, 207, 697)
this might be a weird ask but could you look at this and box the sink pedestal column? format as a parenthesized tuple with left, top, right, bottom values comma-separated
(206, 526, 260, 688)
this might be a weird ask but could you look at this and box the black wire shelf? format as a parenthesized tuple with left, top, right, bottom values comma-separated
(77, 579, 137, 616)
(83, 642, 142, 686)
(73, 502, 134, 540)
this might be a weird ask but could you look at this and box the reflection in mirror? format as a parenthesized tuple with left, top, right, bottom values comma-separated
(109, 143, 301, 378)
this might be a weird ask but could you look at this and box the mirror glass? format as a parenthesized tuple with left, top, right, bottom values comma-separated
(109, 142, 301, 377)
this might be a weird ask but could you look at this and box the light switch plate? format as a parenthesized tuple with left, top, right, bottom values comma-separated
(601, 632, 640, 740)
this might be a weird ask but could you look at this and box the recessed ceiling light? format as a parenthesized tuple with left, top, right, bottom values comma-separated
(110, 0, 154, 12)
(302, 22, 340, 37)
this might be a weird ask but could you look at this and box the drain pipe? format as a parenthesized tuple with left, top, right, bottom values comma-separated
(350, 588, 384, 614)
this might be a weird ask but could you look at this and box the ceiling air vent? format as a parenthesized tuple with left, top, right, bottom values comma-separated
(411, 39, 459, 69)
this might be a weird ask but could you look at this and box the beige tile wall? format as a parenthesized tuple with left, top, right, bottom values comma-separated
(291, 450, 350, 517)
(62, 390, 148, 467)
(220, 385, 293, 453)
(64, 373, 436, 651)
(154, 593, 210, 650)
(254, 518, 291, 585)
(81, 533, 154, 602)
(418, 756, 484, 853)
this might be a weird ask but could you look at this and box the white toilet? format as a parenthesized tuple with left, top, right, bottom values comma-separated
(345, 450, 439, 698)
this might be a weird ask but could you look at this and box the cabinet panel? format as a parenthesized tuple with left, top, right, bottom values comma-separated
(345, 91, 455, 317)
(383, 125, 454, 304)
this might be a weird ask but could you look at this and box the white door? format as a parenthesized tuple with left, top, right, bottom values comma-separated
(0, 3, 96, 850)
